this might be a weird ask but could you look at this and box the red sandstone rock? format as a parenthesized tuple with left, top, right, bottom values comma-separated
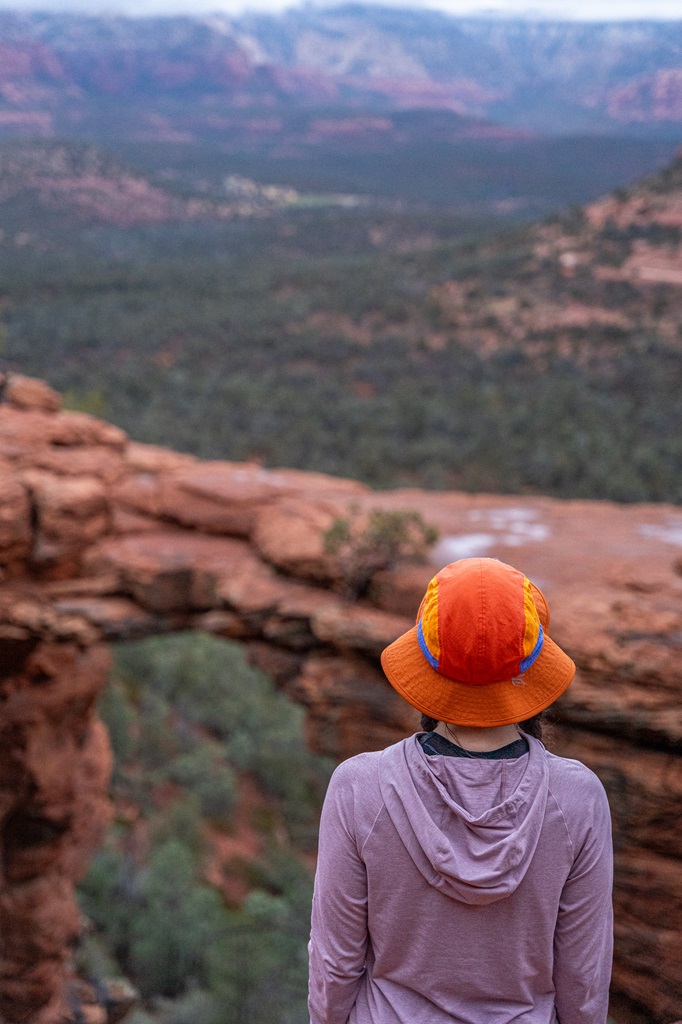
(370, 563, 433, 616)
(610, 842, 682, 1011)
(21, 471, 109, 539)
(312, 603, 408, 657)
(288, 653, 415, 759)
(23, 444, 127, 484)
(0, 590, 100, 647)
(0, 408, 65, 461)
(115, 460, 366, 539)
(252, 496, 346, 581)
(0, 407, 126, 459)
(190, 608, 253, 640)
(551, 726, 682, 1018)
(113, 473, 164, 519)
(111, 505, 162, 535)
(0, 641, 111, 1024)
(124, 440, 197, 474)
(159, 469, 275, 536)
(89, 530, 258, 612)
(611, 923, 682, 1023)
(0, 467, 32, 571)
(551, 580, 682, 746)
(20, 470, 110, 576)
(258, 581, 340, 650)
(50, 596, 159, 642)
(2, 373, 62, 413)
(245, 641, 303, 689)
(551, 728, 682, 860)
(0, 875, 81, 1018)
(216, 560, 289, 615)
(45, 411, 126, 451)
(61, 718, 113, 883)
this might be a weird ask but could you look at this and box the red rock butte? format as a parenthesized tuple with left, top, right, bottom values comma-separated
(0, 373, 680, 1024)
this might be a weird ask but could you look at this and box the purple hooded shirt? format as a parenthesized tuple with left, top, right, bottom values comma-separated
(308, 735, 613, 1024)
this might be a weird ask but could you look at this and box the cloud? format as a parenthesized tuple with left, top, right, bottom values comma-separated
(0, 0, 680, 18)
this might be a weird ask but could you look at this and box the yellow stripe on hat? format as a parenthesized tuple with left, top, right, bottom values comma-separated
(420, 576, 441, 667)
(522, 576, 540, 659)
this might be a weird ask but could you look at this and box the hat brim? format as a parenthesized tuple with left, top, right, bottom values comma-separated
(381, 625, 575, 728)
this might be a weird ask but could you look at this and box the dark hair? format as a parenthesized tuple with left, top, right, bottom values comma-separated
(420, 711, 548, 741)
(518, 713, 545, 740)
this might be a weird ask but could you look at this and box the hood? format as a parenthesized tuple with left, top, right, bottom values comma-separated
(378, 734, 549, 906)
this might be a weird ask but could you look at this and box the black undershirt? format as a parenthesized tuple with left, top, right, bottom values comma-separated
(419, 732, 529, 759)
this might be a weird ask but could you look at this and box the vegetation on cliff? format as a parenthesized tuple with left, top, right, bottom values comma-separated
(78, 633, 333, 1023)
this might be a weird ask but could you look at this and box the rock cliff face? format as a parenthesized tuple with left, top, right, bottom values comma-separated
(0, 374, 680, 1024)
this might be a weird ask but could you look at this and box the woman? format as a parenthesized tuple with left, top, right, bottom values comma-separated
(309, 557, 613, 1024)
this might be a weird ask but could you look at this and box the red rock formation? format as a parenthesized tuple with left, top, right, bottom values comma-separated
(0, 374, 680, 1023)
(607, 69, 682, 123)
(0, 640, 112, 1024)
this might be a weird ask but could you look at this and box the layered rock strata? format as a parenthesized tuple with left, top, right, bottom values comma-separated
(0, 374, 680, 1024)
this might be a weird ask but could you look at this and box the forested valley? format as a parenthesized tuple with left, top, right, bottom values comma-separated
(2, 137, 681, 504)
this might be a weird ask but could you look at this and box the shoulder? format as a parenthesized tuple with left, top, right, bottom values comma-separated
(546, 750, 607, 797)
(330, 749, 383, 787)
(324, 749, 384, 815)
(545, 751, 612, 848)
(329, 736, 415, 789)
(323, 744, 402, 841)
(544, 749, 602, 786)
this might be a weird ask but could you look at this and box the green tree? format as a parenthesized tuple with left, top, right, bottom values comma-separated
(130, 839, 225, 998)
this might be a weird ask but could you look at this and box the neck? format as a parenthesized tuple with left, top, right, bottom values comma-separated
(433, 721, 522, 752)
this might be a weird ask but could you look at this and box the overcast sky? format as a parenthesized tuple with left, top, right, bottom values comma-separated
(1, 0, 681, 19)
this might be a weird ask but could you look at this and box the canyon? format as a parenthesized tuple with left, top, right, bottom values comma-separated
(0, 373, 680, 1024)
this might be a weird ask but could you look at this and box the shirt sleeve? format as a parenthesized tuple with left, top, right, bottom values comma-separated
(309, 761, 370, 1024)
(553, 772, 614, 1024)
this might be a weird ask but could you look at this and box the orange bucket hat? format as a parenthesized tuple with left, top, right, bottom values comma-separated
(381, 557, 575, 727)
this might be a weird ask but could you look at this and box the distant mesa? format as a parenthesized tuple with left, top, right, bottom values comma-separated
(0, 9, 681, 134)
